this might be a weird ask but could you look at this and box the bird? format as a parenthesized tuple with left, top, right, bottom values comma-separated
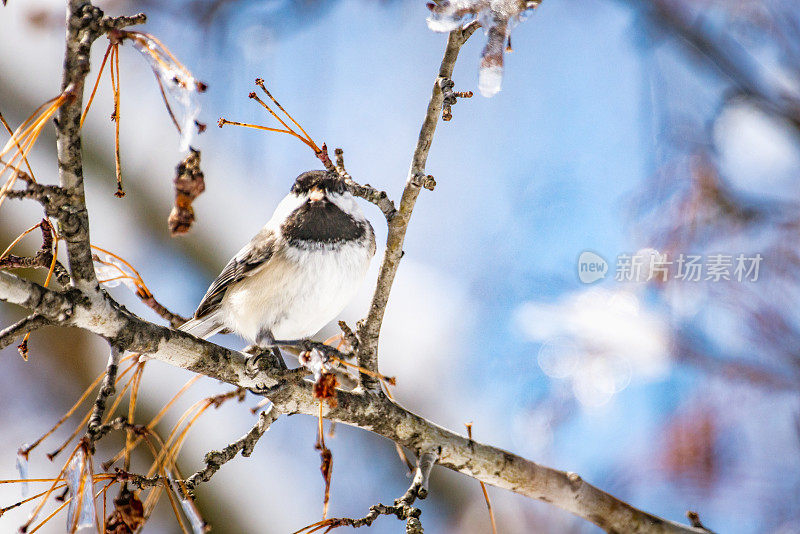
(179, 170, 376, 368)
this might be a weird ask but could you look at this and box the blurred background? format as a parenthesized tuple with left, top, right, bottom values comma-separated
(2, 0, 800, 532)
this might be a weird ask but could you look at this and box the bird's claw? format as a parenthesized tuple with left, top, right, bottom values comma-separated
(245, 347, 288, 379)
(247, 367, 310, 397)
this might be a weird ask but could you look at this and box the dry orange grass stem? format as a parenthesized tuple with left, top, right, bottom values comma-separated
(218, 77, 336, 170)
(81, 38, 124, 197)
(0, 89, 71, 209)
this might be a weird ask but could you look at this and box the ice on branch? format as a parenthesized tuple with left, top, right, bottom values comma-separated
(65, 450, 96, 531)
(300, 348, 330, 381)
(426, 0, 541, 97)
(168, 475, 207, 533)
(15, 449, 29, 498)
(93, 252, 140, 294)
(127, 32, 206, 151)
(426, 0, 480, 31)
(179, 494, 207, 534)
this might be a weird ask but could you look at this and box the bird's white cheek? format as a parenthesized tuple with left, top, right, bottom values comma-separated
(328, 193, 364, 221)
(266, 192, 306, 231)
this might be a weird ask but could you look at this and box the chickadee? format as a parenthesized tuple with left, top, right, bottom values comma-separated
(180, 170, 375, 360)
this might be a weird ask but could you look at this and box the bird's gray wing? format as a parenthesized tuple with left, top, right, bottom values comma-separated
(193, 228, 276, 320)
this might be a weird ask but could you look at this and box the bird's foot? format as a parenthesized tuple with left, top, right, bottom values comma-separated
(247, 367, 309, 397)
(244, 346, 288, 380)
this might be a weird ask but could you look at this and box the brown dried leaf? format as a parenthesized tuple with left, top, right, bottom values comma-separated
(105, 489, 145, 534)
(168, 148, 205, 235)
(17, 338, 28, 360)
(318, 446, 333, 518)
(313, 372, 338, 408)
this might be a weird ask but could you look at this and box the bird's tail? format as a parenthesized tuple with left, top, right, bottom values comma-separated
(178, 315, 226, 340)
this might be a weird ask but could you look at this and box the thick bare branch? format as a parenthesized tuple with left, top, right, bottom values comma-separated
(56, 1, 103, 290)
(54, 3, 145, 291)
(0, 269, 282, 390)
(0, 267, 706, 532)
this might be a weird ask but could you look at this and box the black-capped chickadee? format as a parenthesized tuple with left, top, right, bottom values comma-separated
(180, 170, 376, 360)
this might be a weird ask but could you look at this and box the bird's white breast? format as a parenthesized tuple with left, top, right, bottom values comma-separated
(220, 240, 372, 343)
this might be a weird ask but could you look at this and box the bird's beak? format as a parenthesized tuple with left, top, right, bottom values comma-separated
(308, 187, 325, 202)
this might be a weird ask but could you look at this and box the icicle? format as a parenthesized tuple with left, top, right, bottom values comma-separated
(478, 64, 504, 97)
(478, 11, 508, 97)
(94, 261, 124, 288)
(167, 474, 207, 534)
(65, 450, 96, 531)
(179, 495, 207, 534)
(15, 449, 29, 498)
(128, 33, 204, 152)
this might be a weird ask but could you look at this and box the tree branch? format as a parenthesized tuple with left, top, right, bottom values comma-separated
(87, 344, 121, 442)
(299, 449, 438, 532)
(183, 404, 281, 493)
(335, 148, 397, 221)
(0, 313, 50, 350)
(56, 1, 103, 291)
(0, 266, 707, 532)
(55, 3, 145, 292)
(356, 22, 479, 390)
(273, 384, 707, 534)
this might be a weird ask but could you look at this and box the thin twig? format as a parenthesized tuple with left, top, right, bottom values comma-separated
(0, 313, 49, 350)
(335, 148, 397, 221)
(439, 77, 473, 121)
(294, 449, 438, 533)
(467, 423, 497, 534)
(356, 23, 480, 390)
(182, 405, 280, 493)
(87, 345, 122, 443)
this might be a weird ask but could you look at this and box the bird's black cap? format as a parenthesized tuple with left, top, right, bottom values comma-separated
(291, 170, 347, 195)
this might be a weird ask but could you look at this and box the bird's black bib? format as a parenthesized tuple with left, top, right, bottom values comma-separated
(281, 199, 365, 246)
